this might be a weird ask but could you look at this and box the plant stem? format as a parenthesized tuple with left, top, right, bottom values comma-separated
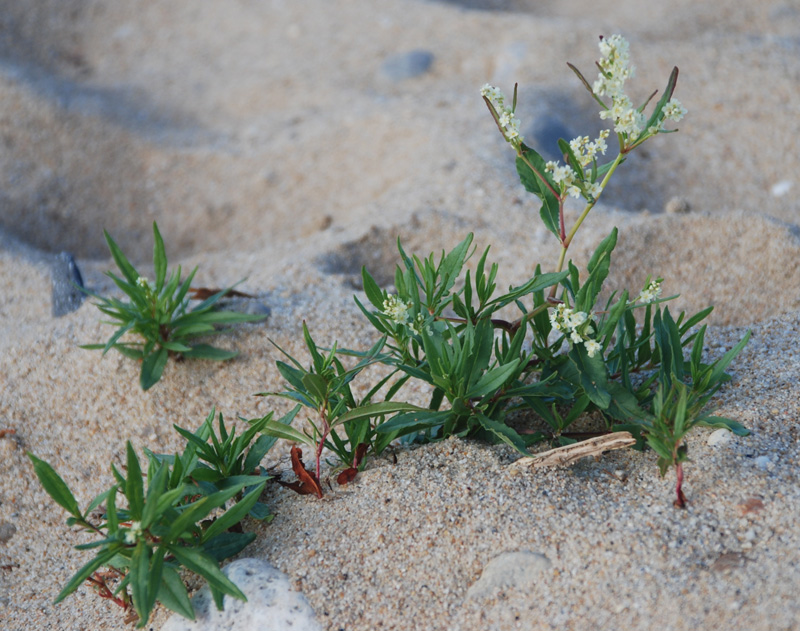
(547, 152, 625, 299)
(674, 461, 687, 508)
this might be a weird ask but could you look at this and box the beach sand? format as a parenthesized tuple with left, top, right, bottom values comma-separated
(1, 1, 799, 629)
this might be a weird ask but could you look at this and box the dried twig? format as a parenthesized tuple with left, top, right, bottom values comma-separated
(509, 431, 635, 471)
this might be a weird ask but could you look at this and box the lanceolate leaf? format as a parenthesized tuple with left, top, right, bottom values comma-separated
(27, 453, 82, 518)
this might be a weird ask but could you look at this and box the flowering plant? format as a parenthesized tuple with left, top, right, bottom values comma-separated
(80, 222, 265, 390)
(268, 35, 749, 505)
(27, 406, 284, 626)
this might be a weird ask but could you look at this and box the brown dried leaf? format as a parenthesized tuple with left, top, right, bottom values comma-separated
(281, 445, 323, 498)
(738, 497, 765, 515)
(336, 468, 358, 485)
(189, 287, 255, 300)
(0, 428, 16, 439)
(352, 443, 368, 468)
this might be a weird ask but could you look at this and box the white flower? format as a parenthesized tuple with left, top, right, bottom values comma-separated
(637, 279, 662, 304)
(586, 181, 603, 198)
(123, 521, 143, 545)
(481, 84, 524, 147)
(663, 98, 687, 122)
(136, 276, 150, 289)
(382, 295, 412, 324)
(584, 339, 602, 358)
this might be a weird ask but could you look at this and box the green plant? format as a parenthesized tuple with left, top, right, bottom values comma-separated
(640, 312, 751, 506)
(257, 34, 749, 506)
(252, 323, 423, 493)
(28, 407, 282, 626)
(81, 221, 265, 390)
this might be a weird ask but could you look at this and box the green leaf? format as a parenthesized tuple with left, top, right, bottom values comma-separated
(465, 359, 521, 399)
(152, 222, 168, 292)
(125, 441, 144, 521)
(167, 546, 246, 601)
(130, 539, 153, 626)
(104, 229, 140, 285)
(361, 267, 385, 310)
(696, 415, 750, 437)
(301, 373, 329, 402)
(335, 402, 428, 426)
(575, 228, 617, 312)
(203, 531, 257, 563)
(259, 419, 315, 447)
(565, 345, 611, 408)
(516, 143, 561, 239)
(475, 413, 529, 457)
(141, 462, 169, 529)
(376, 410, 451, 435)
(707, 330, 751, 386)
(140, 347, 169, 391)
(55, 544, 124, 603)
(181, 345, 239, 361)
(27, 453, 82, 518)
(202, 482, 266, 542)
(157, 565, 195, 620)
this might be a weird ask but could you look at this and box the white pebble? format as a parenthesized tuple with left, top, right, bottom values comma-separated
(707, 428, 733, 447)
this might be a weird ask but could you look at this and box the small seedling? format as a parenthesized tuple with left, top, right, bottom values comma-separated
(29, 407, 287, 626)
(81, 221, 265, 390)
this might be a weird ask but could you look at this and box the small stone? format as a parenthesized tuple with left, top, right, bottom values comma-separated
(707, 428, 733, 447)
(664, 196, 691, 214)
(754, 455, 772, 470)
(0, 521, 17, 544)
(381, 50, 434, 81)
(770, 180, 793, 197)
(466, 550, 552, 599)
(162, 558, 322, 631)
(51, 252, 85, 317)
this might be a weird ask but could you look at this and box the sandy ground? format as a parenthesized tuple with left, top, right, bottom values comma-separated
(1, 1, 800, 629)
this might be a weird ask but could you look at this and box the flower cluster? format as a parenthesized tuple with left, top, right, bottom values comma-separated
(549, 304, 602, 357)
(594, 35, 686, 140)
(544, 130, 609, 200)
(480, 84, 524, 148)
(637, 278, 663, 304)
(382, 294, 412, 325)
(123, 520, 143, 545)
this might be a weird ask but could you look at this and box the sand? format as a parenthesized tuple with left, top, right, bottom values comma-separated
(1, 1, 799, 629)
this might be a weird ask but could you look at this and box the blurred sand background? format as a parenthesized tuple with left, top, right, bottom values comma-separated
(1, 1, 800, 629)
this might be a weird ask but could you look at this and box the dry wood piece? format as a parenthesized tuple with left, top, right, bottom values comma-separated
(509, 431, 636, 471)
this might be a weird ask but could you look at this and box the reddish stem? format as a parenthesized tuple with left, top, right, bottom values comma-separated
(674, 461, 687, 508)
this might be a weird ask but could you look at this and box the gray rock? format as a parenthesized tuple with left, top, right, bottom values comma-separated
(381, 50, 434, 81)
(707, 428, 733, 447)
(51, 252, 85, 317)
(755, 455, 773, 471)
(0, 521, 17, 544)
(466, 550, 552, 599)
(664, 196, 691, 214)
(162, 558, 322, 631)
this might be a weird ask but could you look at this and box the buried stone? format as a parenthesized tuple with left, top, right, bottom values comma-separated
(162, 558, 322, 631)
(466, 550, 552, 599)
(51, 252, 85, 317)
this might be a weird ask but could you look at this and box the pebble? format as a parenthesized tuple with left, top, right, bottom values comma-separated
(466, 550, 552, 599)
(0, 521, 17, 544)
(664, 196, 691, 214)
(51, 252, 85, 317)
(162, 558, 322, 631)
(707, 428, 733, 447)
(381, 50, 435, 81)
(754, 455, 772, 471)
(770, 180, 793, 197)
